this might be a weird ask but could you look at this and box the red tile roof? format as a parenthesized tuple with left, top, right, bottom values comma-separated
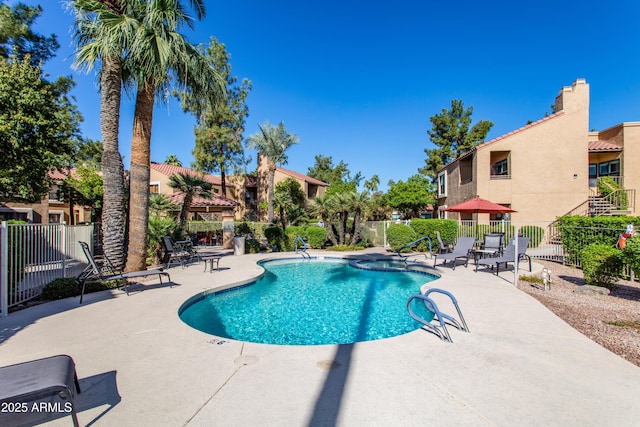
(277, 166, 328, 187)
(588, 140, 622, 152)
(150, 162, 224, 186)
(165, 192, 239, 208)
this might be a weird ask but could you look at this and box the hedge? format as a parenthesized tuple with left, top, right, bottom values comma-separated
(622, 235, 640, 277)
(556, 215, 640, 265)
(386, 223, 417, 252)
(580, 243, 622, 289)
(408, 219, 458, 252)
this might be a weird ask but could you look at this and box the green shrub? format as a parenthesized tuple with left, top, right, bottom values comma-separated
(386, 223, 417, 252)
(304, 226, 327, 249)
(284, 226, 304, 251)
(235, 221, 253, 237)
(580, 243, 622, 289)
(326, 245, 365, 252)
(622, 235, 640, 277)
(598, 176, 628, 209)
(520, 225, 544, 248)
(408, 219, 458, 252)
(41, 277, 121, 300)
(245, 238, 262, 254)
(264, 226, 287, 251)
(556, 215, 640, 265)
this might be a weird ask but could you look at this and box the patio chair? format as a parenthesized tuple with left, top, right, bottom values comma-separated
(77, 241, 171, 303)
(435, 231, 452, 253)
(0, 355, 81, 427)
(433, 237, 476, 269)
(475, 237, 532, 274)
(161, 236, 192, 268)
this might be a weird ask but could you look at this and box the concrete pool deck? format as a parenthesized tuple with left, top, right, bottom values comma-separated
(1, 247, 639, 426)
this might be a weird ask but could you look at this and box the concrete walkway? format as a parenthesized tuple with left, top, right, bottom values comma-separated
(1, 248, 639, 427)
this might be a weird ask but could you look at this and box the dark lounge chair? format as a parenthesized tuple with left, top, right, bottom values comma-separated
(433, 237, 476, 269)
(77, 241, 171, 303)
(476, 237, 531, 274)
(0, 355, 81, 427)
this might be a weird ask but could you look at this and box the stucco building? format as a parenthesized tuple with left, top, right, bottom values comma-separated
(436, 78, 637, 225)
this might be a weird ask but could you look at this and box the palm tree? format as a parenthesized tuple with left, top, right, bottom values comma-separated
(72, 0, 132, 268)
(308, 193, 338, 246)
(164, 154, 182, 166)
(347, 191, 370, 245)
(246, 121, 299, 223)
(124, 0, 224, 271)
(168, 172, 212, 231)
(72, 0, 214, 271)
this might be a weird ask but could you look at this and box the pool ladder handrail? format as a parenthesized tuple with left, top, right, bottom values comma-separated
(407, 288, 470, 343)
(397, 235, 433, 263)
(295, 234, 310, 258)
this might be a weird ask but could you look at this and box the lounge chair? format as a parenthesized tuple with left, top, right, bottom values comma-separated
(161, 236, 192, 268)
(0, 355, 81, 427)
(77, 241, 171, 303)
(435, 231, 452, 254)
(433, 237, 476, 269)
(475, 237, 532, 274)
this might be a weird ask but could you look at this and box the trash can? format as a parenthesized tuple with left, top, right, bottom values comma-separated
(233, 236, 246, 255)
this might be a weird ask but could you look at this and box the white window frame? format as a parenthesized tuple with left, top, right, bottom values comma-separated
(0, 207, 33, 222)
(149, 181, 161, 194)
(437, 171, 447, 198)
(48, 210, 65, 224)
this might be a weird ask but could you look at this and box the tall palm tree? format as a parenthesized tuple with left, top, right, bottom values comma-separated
(72, 0, 131, 268)
(72, 0, 211, 271)
(168, 172, 212, 231)
(124, 0, 223, 271)
(246, 121, 299, 224)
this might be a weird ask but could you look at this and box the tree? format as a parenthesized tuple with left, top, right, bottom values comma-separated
(164, 154, 182, 166)
(0, 1, 59, 64)
(307, 155, 362, 193)
(364, 174, 380, 193)
(308, 193, 338, 245)
(167, 172, 212, 231)
(0, 54, 78, 202)
(420, 99, 493, 179)
(274, 177, 306, 229)
(185, 36, 252, 198)
(246, 121, 299, 223)
(347, 191, 370, 244)
(383, 174, 435, 219)
(72, 0, 216, 271)
(59, 166, 104, 222)
(73, 0, 130, 268)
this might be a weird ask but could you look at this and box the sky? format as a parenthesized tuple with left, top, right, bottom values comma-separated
(13, 0, 640, 191)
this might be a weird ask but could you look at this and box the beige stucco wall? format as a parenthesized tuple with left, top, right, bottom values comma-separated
(620, 122, 640, 214)
(439, 79, 592, 224)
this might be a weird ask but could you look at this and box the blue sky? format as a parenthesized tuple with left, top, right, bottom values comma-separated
(15, 0, 640, 191)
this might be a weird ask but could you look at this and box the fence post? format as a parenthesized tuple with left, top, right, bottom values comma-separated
(61, 221, 67, 278)
(1, 221, 7, 317)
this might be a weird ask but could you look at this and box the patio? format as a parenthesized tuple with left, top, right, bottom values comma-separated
(1, 248, 639, 426)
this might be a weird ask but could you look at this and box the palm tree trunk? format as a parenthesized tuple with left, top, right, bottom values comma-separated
(267, 164, 276, 224)
(179, 194, 192, 230)
(126, 83, 154, 272)
(351, 208, 362, 244)
(100, 55, 126, 269)
(323, 214, 338, 246)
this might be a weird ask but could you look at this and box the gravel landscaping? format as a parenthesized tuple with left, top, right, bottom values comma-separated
(519, 260, 640, 368)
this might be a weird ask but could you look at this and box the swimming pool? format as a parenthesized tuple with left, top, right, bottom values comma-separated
(179, 258, 439, 345)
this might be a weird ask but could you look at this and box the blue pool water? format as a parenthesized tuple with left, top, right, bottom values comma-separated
(179, 258, 439, 345)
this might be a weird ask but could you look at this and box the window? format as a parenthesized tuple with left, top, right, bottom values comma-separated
(598, 159, 620, 177)
(48, 184, 60, 201)
(149, 183, 159, 194)
(48, 212, 63, 223)
(437, 172, 447, 197)
(588, 164, 597, 179)
(0, 208, 32, 222)
(490, 151, 511, 179)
